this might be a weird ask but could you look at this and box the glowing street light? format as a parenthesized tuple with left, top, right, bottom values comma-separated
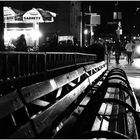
(91, 31, 94, 36)
(84, 29, 89, 35)
(136, 45, 140, 55)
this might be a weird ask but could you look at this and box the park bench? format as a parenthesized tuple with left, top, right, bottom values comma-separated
(81, 68, 140, 139)
(52, 68, 140, 139)
(0, 61, 106, 138)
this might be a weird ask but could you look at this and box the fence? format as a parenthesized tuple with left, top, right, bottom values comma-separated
(0, 51, 97, 81)
(0, 51, 97, 95)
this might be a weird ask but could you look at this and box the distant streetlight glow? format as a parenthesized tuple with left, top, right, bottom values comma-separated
(84, 29, 88, 35)
(136, 7, 140, 11)
(31, 30, 42, 41)
(91, 31, 94, 36)
(133, 36, 136, 40)
(136, 45, 140, 55)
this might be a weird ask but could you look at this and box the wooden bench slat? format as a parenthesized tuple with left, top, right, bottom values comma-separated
(10, 122, 35, 138)
(32, 99, 50, 107)
(91, 116, 102, 131)
(0, 90, 24, 119)
(100, 91, 115, 131)
(101, 119, 109, 131)
(32, 78, 90, 135)
(92, 87, 115, 132)
(108, 88, 120, 132)
(79, 96, 90, 106)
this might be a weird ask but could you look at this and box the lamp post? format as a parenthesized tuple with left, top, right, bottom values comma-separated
(84, 28, 89, 47)
(113, 2, 122, 40)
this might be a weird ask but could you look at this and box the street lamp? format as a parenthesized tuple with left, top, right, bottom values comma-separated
(84, 29, 89, 35)
(84, 28, 89, 47)
(91, 31, 94, 36)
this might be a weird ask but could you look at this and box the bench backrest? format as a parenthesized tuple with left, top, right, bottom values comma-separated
(0, 61, 106, 138)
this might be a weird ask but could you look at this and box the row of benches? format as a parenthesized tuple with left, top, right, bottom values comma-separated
(0, 61, 106, 138)
(89, 68, 140, 139)
(51, 68, 140, 139)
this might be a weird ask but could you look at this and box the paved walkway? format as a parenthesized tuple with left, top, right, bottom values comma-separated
(107, 56, 140, 108)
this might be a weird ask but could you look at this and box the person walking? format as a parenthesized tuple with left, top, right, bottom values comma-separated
(15, 34, 27, 52)
(131, 40, 135, 63)
(114, 39, 121, 64)
(125, 40, 133, 64)
(106, 42, 112, 63)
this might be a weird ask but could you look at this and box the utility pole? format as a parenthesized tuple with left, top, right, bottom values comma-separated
(0, 2, 4, 51)
(81, 2, 85, 47)
(81, 2, 89, 47)
(89, 5, 94, 45)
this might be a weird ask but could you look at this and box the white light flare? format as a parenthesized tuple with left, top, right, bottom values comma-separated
(136, 45, 140, 55)
(84, 29, 88, 35)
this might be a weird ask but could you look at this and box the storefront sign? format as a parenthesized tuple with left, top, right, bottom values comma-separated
(23, 8, 56, 23)
(58, 36, 74, 42)
(23, 8, 44, 23)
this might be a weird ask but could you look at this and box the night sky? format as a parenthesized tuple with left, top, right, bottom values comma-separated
(4, 1, 66, 11)
(82, 1, 140, 35)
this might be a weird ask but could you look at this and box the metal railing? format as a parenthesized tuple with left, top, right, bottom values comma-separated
(0, 51, 97, 81)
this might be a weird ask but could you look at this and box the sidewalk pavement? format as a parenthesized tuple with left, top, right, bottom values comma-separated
(108, 56, 140, 77)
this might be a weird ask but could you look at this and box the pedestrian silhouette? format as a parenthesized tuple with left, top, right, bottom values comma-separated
(15, 34, 27, 52)
(125, 39, 133, 64)
(105, 42, 112, 63)
(114, 39, 121, 64)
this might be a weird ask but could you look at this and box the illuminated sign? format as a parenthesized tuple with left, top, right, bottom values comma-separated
(23, 8, 56, 23)
(58, 36, 74, 42)
(91, 14, 100, 25)
(113, 12, 122, 20)
(85, 13, 100, 26)
(23, 8, 44, 23)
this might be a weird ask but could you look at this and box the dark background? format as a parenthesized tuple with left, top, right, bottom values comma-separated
(4, 1, 140, 38)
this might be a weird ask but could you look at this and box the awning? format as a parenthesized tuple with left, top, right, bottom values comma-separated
(4, 6, 24, 23)
(4, 7, 57, 23)
(23, 8, 57, 23)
